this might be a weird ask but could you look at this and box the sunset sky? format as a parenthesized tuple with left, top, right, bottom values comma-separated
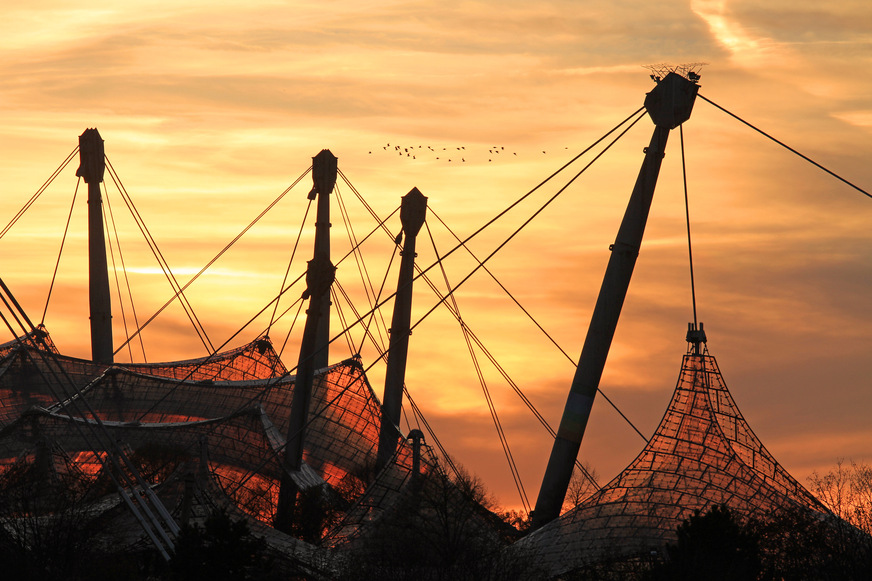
(2, 0, 871, 511)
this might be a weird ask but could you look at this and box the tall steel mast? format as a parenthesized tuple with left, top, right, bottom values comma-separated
(532, 72, 699, 528)
(76, 128, 113, 364)
(376, 187, 428, 471)
(310, 149, 337, 369)
(274, 150, 337, 533)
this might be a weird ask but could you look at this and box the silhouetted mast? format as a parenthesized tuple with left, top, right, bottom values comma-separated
(310, 149, 337, 369)
(532, 72, 699, 528)
(275, 251, 335, 532)
(376, 187, 428, 471)
(76, 128, 113, 364)
(274, 149, 338, 532)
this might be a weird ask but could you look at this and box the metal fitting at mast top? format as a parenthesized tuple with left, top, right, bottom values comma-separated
(644, 72, 700, 129)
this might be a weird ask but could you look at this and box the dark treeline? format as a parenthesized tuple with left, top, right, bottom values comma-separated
(1, 459, 871, 580)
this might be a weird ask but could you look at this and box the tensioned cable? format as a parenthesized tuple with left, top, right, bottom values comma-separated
(104, 157, 214, 354)
(406, 111, 648, 339)
(335, 182, 394, 355)
(354, 239, 399, 357)
(317, 108, 648, 367)
(0, 278, 37, 332)
(251, 205, 399, 363)
(331, 284, 356, 356)
(425, 221, 531, 512)
(134, 208, 400, 423)
(103, 188, 136, 363)
(0, 284, 179, 558)
(428, 206, 648, 444)
(0, 146, 79, 240)
(130, 112, 646, 494)
(412, 234, 601, 487)
(333, 276, 391, 365)
(400, 395, 416, 435)
(41, 178, 80, 325)
(331, 184, 416, 359)
(680, 124, 699, 328)
(285, 118, 647, 490)
(277, 296, 307, 361)
(269, 198, 313, 332)
(0, 321, 176, 559)
(105, 158, 213, 351)
(339, 172, 428, 360)
(460, 311, 600, 488)
(335, 106, 646, 290)
(111, 164, 312, 356)
(118, 175, 395, 427)
(258, 205, 399, 362)
(338, 180, 620, 485)
(334, 184, 396, 353)
(222, 249, 454, 496)
(699, 94, 871, 199)
(415, 218, 600, 488)
(268, 111, 648, 488)
(335, 183, 376, 311)
(104, 184, 148, 362)
(405, 389, 462, 478)
(220, 111, 648, 502)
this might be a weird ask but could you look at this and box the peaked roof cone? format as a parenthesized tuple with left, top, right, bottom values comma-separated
(521, 346, 827, 574)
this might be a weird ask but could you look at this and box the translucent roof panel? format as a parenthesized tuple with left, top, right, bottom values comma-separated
(519, 351, 827, 576)
(0, 335, 286, 429)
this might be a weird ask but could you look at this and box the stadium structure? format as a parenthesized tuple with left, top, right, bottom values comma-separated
(0, 69, 860, 578)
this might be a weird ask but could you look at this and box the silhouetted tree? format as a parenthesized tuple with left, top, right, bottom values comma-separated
(0, 443, 107, 580)
(340, 459, 542, 580)
(749, 504, 868, 580)
(809, 459, 872, 536)
(645, 504, 761, 581)
(562, 462, 599, 514)
(170, 510, 276, 581)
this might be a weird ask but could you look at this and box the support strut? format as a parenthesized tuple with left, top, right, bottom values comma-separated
(532, 72, 699, 528)
(377, 187, 428, 471)
(310, 149, 337, 370)
(77, 128, 113, 364)
(275, 252, 335, 533)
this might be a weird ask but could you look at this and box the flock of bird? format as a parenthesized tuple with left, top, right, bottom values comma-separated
(369, 142, 570, 164)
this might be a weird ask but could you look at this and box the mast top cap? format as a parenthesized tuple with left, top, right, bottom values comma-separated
(400, 187, 428, 237)
(76, 128, 105, 183)
(686, 322, 707, 353)
(644, 72, 700, 129)
(310, 149, 338, 199)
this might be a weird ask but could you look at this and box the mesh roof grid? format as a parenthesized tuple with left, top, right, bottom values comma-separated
(518, 351, 827, 576)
